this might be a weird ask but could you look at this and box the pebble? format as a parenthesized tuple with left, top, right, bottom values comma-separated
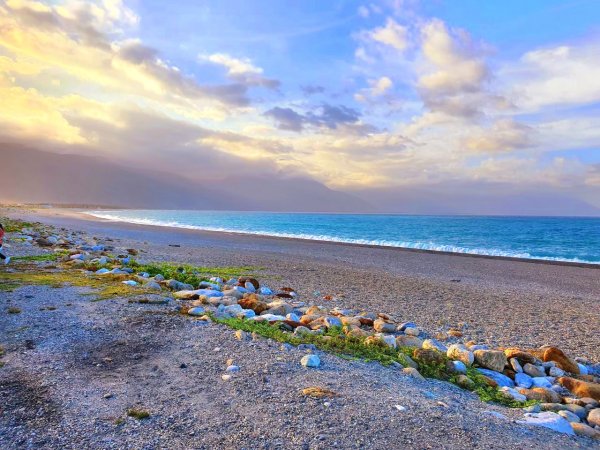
(187, 307, 205, 316)
(221, 374, 232, 381)
(226, 365, 240, 373)
(301, 354, 321, 368)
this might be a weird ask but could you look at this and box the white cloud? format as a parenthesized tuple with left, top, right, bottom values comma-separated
(368, 18, 408, 52)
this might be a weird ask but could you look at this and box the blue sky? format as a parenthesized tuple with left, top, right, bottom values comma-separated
(1, 0, 600, 213)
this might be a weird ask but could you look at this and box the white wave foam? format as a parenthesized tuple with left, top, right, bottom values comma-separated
(85, 211, 599, 265)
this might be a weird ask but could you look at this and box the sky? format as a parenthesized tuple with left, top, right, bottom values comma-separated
(1, 0, 600, 213)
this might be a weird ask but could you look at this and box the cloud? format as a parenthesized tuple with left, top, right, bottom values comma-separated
(464, 119, 533, 153)
(264, 104, 361, 132)
(300, 84, 325, 95)
(367, 18, 408, 52)
(200, 53, 280, 89)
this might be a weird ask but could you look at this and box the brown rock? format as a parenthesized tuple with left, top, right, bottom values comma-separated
(373, 319, 395, 333)
(571, 423, 600, 440)
(456, 374, 475, 390)
(357, 317, 374, 327)
(238, 297, 269, 314)
(126, 248, 138, 255)
(300, 314, 320, 325)
(588, 408, 600, 427)
(413, 348, 445, 366)
(448, 329, 463, 337)
(306, 306, 326, 316)
(541, 347, 580, 374)
(340, 316, 361, 327)
(480, 376, 498, 388)
(343, 325, 368, 338)
(503, 369, 517, 380)
(282, 320, 303, 329)
(396, 335, 423, 349)
(558, 377, 600, 401)
(518, 387, 562, 403)
(474, 350, 507, 372)
(504, 348, 539, 365)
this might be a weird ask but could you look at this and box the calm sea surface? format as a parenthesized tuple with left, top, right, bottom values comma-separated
(88, 210, 600, 264)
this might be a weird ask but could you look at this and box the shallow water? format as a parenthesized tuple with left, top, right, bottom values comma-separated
(87, 210, 600, 264)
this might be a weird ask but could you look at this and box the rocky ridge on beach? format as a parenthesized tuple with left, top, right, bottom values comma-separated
(2, 218, 600, 444)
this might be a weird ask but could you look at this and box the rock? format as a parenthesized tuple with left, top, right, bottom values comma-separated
(235, 330, 250, 341)
(588, 408, 600, 427)
(187, 306, 205, 316)
(258, 286, 273, 295)
(398, 322, 416, 332)
(223, 289, 244, 300)
(413, 348, 445, 366)
(401, 354, 419, 369)
(447, 344, 474, 367)
(373, 319, 395, 333)
(244, 281, 256, 293)
(237, 309, 256, 319)
(531, 377, 552, 388)
(518, 387, 562, 403)
(500, 387, 527, 403)
(380, 335, 397, 349)
(523, 404, 541, 413)
(252, 313, 286, 322)
(238, 296, 269, 314)
(226, 365, 240, 373)
(515, 372, 534, 389)
(504, 348, 539, 365)
(294, 326, 312, 335)
(523, 363, 545, 378)
(474, 350, 507, 372)
(323, 316, 342, 328)
(301, 355, 320, 368)
(477, 369, 514, 387)
(456, 374, 475, 390)
(539, 347, 580, 374)
(510, 358, 523, 373)
(581, 397, 599, 408)
(565, 404, 587, 419)
(540, 403, 568, 412)
(422, 339, 447, 353)
(145, 281, 162, 291)
(221, 374, 231, 381)
(239, 277, 259, 290)
(122, 280, 138, 286)
(404, 326, 420, 336)
(286, 313, 301, 322)
(558, 377, 600, 401)
(396, 335, 423, 348)
(154, 274, 165, 282)
(451, 361, 467, 374)
(95, 268, 110, 275)
(517, 412, 574, 435)
(571, 423, 600, 440)
(548, 366, 565, 377)
(402, 367, 425, 380)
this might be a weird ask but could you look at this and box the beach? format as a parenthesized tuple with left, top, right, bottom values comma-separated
(12, 207, 600, 360)
(1, 207, 600, 449)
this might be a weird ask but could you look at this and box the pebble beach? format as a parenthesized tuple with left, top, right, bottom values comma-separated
(1, 207, 600, 449)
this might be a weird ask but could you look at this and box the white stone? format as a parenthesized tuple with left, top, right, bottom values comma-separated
(517, 412, 574, 435)
(301, 354, 320, 368)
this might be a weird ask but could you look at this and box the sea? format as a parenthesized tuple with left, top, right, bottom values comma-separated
(87, 210, 600, 265)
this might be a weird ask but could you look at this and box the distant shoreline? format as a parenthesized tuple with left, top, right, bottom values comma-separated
(10, 206, 600, 269)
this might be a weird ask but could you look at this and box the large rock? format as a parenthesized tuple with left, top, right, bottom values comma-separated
(504, 348, 539, 365)
(523, 363, 545, 378)
(301, 354, 320, 368)
(537, 347, 580, 374)
(518, 387, 562, 403)
(238, 296, 269, 314)
(477, 368, 514, 387)
(587, 408, 600, 427)
(373, 319, 395, 333)
(447, 344, 474, 366)
(571, 423, 600, 440)
(413, 348, 445, 366)
(517, 412, 574, 435)
(474, 350, 507, 372)
(558, 377, 600, 401)
(422, 339, 447, 353)
(515, 372, 533, 389)
(396, 335, 423, 349)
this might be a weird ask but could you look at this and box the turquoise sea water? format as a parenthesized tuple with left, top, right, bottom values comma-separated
(88, 210, 600, 264)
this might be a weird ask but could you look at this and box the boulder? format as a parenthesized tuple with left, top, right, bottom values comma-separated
(571, 423, 600, 440)
(515, 372, 534, 389)
(523, 363, 545, 378)
(474, 350, 507, 372)
(538, 347, 580, 374)
(301, 354, 320, 368)
(558, 377, 600, 401)
(413, 348, 445, 367)
(238, 297, 269, 314)
(422, 339, 447, 353)
(517, 412, 574, 435)
(477, 368, 514, 387)
(456, 374, 475, 390)
(500, 387, 527, 402)
(396, 335, 423, 349)
(518, 387, 562, 403)
(587, 408, 600, 427)
(187, 306, 205, 316)
(238, 277, 259, 290)
(373, 319, 395, 333)
(404, 326, 420, 336)
(504, 348, 539, 365)
(447, 344, 474, 366)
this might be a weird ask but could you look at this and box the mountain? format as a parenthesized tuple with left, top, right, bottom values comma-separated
(0, 145, 374, 212)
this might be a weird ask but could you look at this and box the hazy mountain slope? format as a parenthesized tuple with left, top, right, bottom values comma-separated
(0, 145, 373, 212)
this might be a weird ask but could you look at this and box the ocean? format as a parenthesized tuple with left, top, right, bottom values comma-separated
(87, 210, 600, 264)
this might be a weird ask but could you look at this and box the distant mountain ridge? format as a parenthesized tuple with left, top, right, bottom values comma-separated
(0, 145, 374, 212)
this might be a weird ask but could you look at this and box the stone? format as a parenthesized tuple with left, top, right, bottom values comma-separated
(504, 348, 539, 365)
(539, 347, 580, 374)
(523, 363, 545, 378)
(223, 304, 243, 317)
(518, 387, 562, 403)
(447, 344, 474, 366)
(396, 335, 423, 348)
(477, 368, 514, 387)
(540, 403, 568, 412)
(401, 354, 419, 369)
(122, 280, 137, 286)
(577, 363, 589, 375)
(398, 322, 416, 332)
(565, 404, 587, 419)
(324, 316, 342, 328)
(548, 366, 565, 377)
(517, 412, 574, 435)
(402, 367, 425, 380)
(226, 365, 240, 373)
(145, 281, 162, 291)
(413, 348, 445, 366)
(187, 306, 205, 316)
(581, 397, 599, 408)
(588, 408, 600, 427)
(258, 286, 273, 295)
(558, 377, 600, 401)
(238, 296, 269, 314)
(380, 335, 397, 348)
(253, 313, 286, 322)
(500, 387, 527, 403)
(301, 355, 320, 368)
(244, 281, 256, 292)
(373, 319, 395, 333)
(404, 326, 420, 336)
(515, 372, 534, 389)
(474, 350, 507, 372)
(510, 358, 523, 373)
(294, 326, 312, 335)
(235, 330, 250, 341)
(451, 361, 467, 374)
(422, 339, 447, 353)
(523, 404, 541, 413)
(286, 313, 301, 322)
(571, 423, 600, 440)
(237, 309, 256, 319)
(456, 374, 475, 390)
(239, 277, 259, 290)
(531, 377, 552, 388)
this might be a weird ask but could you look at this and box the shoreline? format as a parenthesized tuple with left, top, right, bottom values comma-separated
(51, 208, 600, 269)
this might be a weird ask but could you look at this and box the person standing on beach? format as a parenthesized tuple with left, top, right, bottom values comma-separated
(0, 223, 11, 264)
